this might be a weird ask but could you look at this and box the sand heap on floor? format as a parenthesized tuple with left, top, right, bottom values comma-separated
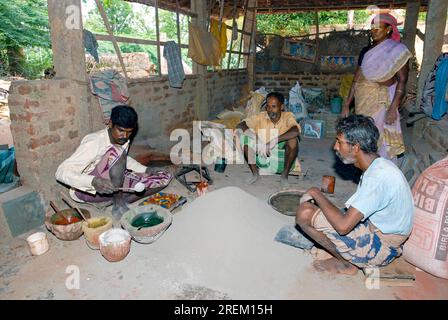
(150, 186, 308, 299)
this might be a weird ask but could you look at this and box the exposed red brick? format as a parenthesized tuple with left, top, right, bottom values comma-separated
(18, 85, 32, 95)
(49, 120, 65, 131)
(68, 130, 78, 139)
(66, 97, 72, 103)
(28, 134, 61, 150)
(24, 99, 40, 109)
(60, 81, 70, 89)
(65, 106, 76, 116)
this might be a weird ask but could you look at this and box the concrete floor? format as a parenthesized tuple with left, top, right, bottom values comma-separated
(1, 137, 448, 300)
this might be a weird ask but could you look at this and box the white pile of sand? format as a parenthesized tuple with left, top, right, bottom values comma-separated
(146, 186, 309, 299)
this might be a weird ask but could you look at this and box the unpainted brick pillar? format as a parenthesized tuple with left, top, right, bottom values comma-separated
(191, 0, 209, 120)
(47, 0, 87, 82)
(47, 0, 96, 135)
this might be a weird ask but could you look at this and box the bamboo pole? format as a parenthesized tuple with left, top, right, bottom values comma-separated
(94, 0, 129, 82)
(237, 0, 249, 69)
(175, 0, 182, 57)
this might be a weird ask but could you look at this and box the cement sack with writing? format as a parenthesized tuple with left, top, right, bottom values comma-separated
(403, 156, 448, 279)
(288, 82, 308, 120)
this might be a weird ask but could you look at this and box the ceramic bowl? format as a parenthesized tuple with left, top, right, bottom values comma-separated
(82, 216, 113, 249)
(45, 208, 91, 241)
(98, 228, 131, 262)
(120, 205, 172, 244)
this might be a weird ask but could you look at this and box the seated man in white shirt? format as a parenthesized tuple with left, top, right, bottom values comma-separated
(295, 115, 414, 275)
(56, 105, 172, 219)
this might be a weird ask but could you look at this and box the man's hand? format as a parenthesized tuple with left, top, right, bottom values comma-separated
(257, 142, 269, 158)
(92, 177, 117, 194)
(341, 103, 350, 118)
(300, 187, 321, 204)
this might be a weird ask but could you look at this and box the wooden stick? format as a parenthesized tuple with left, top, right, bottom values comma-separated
(60, 192, 88, 221)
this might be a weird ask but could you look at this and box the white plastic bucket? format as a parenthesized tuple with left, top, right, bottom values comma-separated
(26, 232, 49, 256)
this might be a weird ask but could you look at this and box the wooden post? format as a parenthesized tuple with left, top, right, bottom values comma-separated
(315, 9, 319, 65)
(416, 0, 448, 110)
(94, 0, 129, 82)
(191, 0, 209, 120)
(237, 0, 249, 69)
(154, 0, 162, 76)
(403, 1, 421, 54)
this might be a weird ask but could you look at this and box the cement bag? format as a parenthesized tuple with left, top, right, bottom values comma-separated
(289, 82, 308, 120)
(245, 87, 268, 118)
(403, 156, 448, 279)
(188, 23, 221, 66)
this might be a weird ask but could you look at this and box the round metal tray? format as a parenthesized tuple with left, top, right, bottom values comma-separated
(268, 189, 305, 216)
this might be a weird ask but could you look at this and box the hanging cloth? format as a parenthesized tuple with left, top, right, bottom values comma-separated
(188, 23, 221, 66)
(163, 41, 185, 88)
(210, 18, 228, 60)
(83, 29, 99, 63)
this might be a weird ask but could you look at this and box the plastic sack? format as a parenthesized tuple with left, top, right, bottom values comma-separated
(188, 23, 221, 66)
(302, 87, 325, 111)
(288, 82, 308, 120)
(245, 87, 268, 118)
(403, 156, 448, 279)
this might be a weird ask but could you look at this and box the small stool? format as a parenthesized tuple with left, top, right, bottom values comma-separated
(174, 165, 213, 193)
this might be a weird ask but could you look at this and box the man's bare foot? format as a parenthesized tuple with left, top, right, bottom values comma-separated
(312, 257, 359, 276)
(245, 173, 260, 185)
(112, 202, 129, 220)
(280, 176, 290, 188)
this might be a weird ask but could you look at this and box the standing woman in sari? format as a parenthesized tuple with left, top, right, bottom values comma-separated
(342, 14, 412, 163)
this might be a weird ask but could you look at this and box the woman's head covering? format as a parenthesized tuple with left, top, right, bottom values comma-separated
(371, 13, 402, 42)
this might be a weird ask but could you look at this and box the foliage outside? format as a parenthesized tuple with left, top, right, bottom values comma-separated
(0, 0, 51, 79)
(257, 10, 371, 36)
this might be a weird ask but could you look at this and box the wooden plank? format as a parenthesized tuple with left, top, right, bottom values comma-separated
(93, 34, 189, 48)
(362, 257, 416, 287)
(127, 0, 197, 17)
(227, 0, 237, 69)
(94, 0, 129, 82)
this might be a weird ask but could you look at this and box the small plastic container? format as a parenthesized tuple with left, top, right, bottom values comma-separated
(26, 232, 49, 256)
(330, 97, 342, 114)
(214, 157, 227, 173)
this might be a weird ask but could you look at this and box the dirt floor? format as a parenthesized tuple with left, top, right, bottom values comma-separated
(1, 137, 448, 300)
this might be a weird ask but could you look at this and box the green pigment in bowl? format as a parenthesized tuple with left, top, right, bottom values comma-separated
(131, 211, 164, 228)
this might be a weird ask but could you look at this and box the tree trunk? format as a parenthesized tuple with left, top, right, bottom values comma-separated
(6, 45, 25, 76)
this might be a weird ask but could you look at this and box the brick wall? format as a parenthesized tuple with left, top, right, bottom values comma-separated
(126, 69, 247, 151)
(207, 69, 248, 116)
(255, 72, 345, 104)
(8, 70, 247, 206)
(8, 79, 101, 203)
(127, 75, 198, 151)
